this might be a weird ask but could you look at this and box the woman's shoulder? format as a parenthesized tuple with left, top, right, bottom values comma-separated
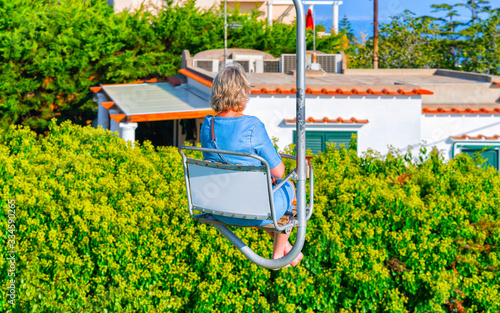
(203, 115, 215, 123)
(206, 114, 263, 130)
(242, 115, 263, 126)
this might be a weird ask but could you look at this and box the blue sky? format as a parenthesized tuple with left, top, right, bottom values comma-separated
(308, 0, 493, 35)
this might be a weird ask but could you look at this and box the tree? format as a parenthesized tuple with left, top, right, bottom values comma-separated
(456, 0, 492, 25)
(459, 8, 500, 74)
(339, 15, 354, 41)
(378, 11, 443, 69)
(431, 3, 463, 68)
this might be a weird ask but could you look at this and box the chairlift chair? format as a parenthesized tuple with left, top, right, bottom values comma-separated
(178, 0, 310, 270)
(178, 147, 314, 231)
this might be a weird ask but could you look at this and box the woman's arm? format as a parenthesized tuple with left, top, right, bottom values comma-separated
(270, 161, 285, 178)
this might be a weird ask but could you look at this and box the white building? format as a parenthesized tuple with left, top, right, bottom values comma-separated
(92, 48, 500, 169)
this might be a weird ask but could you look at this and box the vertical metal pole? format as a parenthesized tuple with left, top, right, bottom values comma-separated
(373, 0, 379, 69)
(293, 0, 306, 258)
(224, 0, 227, 65)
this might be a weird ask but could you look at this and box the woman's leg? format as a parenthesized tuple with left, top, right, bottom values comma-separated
(266, 230, 290, 259)
(284, 241, 303, 267)
(272, 232, 291, 259)
(266, 230, 303, 267)
(282, 181, 303, 266)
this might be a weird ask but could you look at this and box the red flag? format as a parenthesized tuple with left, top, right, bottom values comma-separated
(306, 9, 314, 30)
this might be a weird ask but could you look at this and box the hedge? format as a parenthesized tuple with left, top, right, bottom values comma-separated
(0, 121, 499, 312)
(0, 0, 343, 130)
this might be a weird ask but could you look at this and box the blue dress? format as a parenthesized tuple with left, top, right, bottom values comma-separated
(200, 115, 295, 226)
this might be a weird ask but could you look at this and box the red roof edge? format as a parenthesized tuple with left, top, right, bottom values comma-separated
(179, 68, 213, 88)
(423, 107, 500, 114)
(451, 134, 500, 140)
(284, 117, 369, 124)
(415, 89, 433, 95)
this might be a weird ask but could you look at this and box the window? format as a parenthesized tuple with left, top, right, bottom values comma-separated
(294, 131, 356, 154)
(461, 147, 499, 170)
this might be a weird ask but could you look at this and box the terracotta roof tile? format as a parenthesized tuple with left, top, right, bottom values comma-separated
(451, 134, 500, 140)
(110, 114, 126, 123)
(249, 87, 433, 96)
(90, 86, 102, 93)
(100, 101, 115, 110)
(306, 88, 324, 95)
(423, 108, 500, 114)
(284, 117, 369, 124)
(178, 70, 434, 96)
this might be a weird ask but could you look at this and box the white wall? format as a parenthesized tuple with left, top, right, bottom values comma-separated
(421, 114, 500, 160)
(244, 95, 422, 156)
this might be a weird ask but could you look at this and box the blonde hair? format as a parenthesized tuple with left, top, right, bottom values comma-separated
(209, 63, 251, 113)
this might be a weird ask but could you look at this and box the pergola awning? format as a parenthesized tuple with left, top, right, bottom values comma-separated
(97, 82, 214, 123)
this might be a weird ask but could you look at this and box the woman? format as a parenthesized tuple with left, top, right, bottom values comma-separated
(200, 63, 303, 267)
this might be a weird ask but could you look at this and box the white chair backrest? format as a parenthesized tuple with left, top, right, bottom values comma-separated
(187, 159, 272, 220)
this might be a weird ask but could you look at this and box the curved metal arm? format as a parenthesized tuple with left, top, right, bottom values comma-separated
(213, 223, 306, 269)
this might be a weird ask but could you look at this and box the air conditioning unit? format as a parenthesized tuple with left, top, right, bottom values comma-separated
(281, 53, 342, 74)
(193, 59, 219, 72)
(263, 60, 280, 73)
(226, 59, 253, 73)
(317, 54, 342, 73)
(234, 55, 264, 73)
(281, 54, 296, 73)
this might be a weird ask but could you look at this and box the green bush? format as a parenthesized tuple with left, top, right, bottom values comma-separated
(1, 121, 499, 312)
(0, 0, 343, 130)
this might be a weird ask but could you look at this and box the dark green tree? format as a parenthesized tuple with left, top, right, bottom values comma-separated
(378, 11, 443, 68)
(339, 15, 354, 41)
(457, 0, 492, 25)
(459, 8, 500, 74)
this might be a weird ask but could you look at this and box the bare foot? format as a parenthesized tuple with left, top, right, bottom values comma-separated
(272, 249, 291, 269)
(284, 243, 303, 267)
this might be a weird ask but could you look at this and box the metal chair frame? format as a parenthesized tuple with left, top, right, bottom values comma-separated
(178, 146, 314, 234)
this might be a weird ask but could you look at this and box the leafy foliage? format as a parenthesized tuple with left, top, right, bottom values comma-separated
(0, 0, 343, 131)
(1, 121, 499, 312)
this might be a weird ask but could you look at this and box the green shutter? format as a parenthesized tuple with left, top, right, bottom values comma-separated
(462, 148, 499, 170)
(325, 132, 352, 150)
(305, 132, 325, 154)
(294, 131, 356, 154)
